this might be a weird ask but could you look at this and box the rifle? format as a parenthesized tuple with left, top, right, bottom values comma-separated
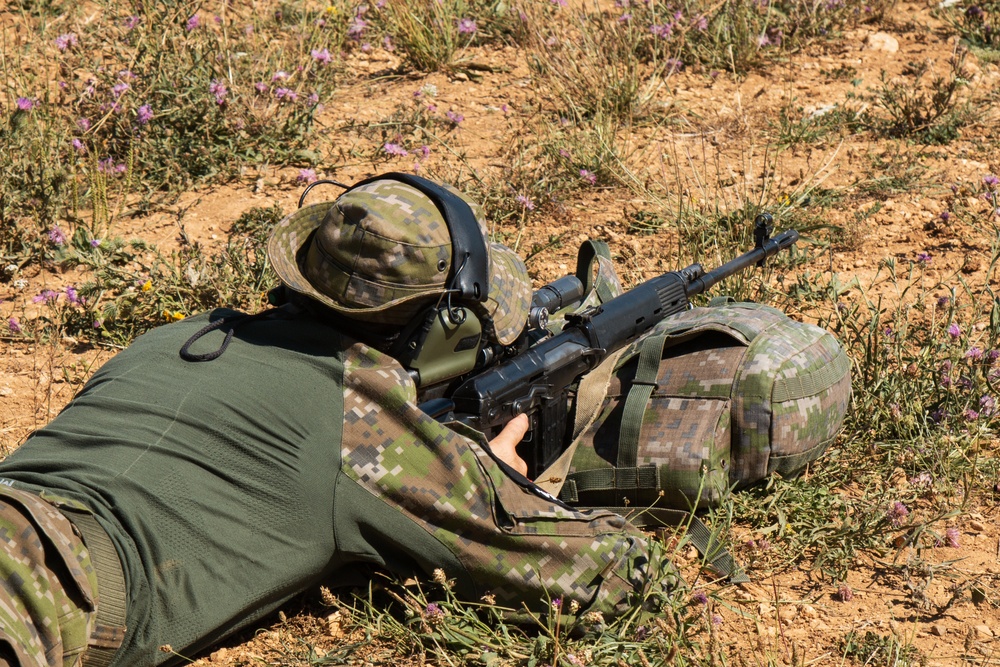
(420, 215, 799, 479)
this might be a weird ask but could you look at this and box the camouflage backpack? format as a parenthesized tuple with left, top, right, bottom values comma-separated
(544, 243, 852, 515)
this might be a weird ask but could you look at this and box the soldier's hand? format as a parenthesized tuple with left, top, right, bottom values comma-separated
(488, 413, 530, 479)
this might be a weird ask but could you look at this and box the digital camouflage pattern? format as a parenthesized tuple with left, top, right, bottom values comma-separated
(340, 341, 676, 616)
(564, 302, 852, 511)
(0, 486, 97, 667)
(267, 178, 531, 345)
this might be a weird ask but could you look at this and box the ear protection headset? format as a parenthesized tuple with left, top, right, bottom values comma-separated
(298, 172, 492, 387)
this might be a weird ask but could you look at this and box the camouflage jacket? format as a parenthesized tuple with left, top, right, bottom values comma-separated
(0, 309, 671, 667)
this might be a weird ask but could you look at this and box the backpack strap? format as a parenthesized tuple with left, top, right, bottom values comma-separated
(616, 330, 670, 468)
(575, 240, 617, 304)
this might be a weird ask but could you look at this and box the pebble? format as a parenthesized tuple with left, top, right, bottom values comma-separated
(931, 624, 948, 636)
(864, 32, 900, 53)
(975, 624, 994, 639)
(0, 387, 11, 397)
(969, 520, 987, 533)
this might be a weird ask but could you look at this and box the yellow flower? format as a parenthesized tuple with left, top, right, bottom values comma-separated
(325, 5, 339, 15)
(141, 280, 152, 292)
(163, 310, 185, 322)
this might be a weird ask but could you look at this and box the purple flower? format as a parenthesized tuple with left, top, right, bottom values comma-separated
(967, 347, 984, 360)
(423, 602, 445, 622)
(887, 501, 909, 527)
(938, 296, 951, 308)
(916, 252, 931, 263)
(515, 194, 535, 211)
(311, 48, 333, 64)
(254, 82, 268, 93)
(457, 18, 477, 34)
(185, 14, 201, 31)
(690, 590, 708, 605)
(112, 82, 130, 98)
(209, 79, 228, 105)
(945, 527, 960, 548)
(65, 286, 80, 305)
(939, 211, 951, 221)
(580, 169, 597, 185)
(71, 138, 86, 154)
(550, 0, 568, 6)
(307, 93, 319, 106)
(48, 226, 67, 246)
(125, 15, 142, 30)
(948, 323, 961, 339)
(77, 117, 91, 132)
(137, 104, 153, 125)
(272, 71, 289, 81)
(296, 168, 317, 183)
(650, 23, 673, 38)
(32, 289, 60, 304)
(16, 97, 36, 111)
(445, 110, 464, 124)
(984, 174, 999, 188)
(383, 142, 409, 156)
(348, 16, 368, 39)
(90, 239, 102, 248)
(93, 319, 104, 329)
(711, 614, 723, 625)
(835, 584, 853, 602)
(980, 394, 995, 415)
(54, 33, 78, 51)
(274, 87, 298, 102)
(8, 317, 21, 334)
(965, 408, 980, 421)
(419, 145, 431, 158)
(693, 14, 708, 30)
(383, 35, 394, 51)
(551, 597, 562, 610)
(665, 58, 685, 73)
(989, 349, 1000, 363)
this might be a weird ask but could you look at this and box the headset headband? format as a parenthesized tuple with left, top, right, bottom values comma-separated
(346, 172, 490, 303)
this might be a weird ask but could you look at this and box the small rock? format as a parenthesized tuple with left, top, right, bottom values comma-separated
(975, 624, 994, 639)
(799, 604, 819, 619)
(865, 32, 900, 53)
(453, 71, 469, 81)
(931, 624, 948, 636)
(969, 520, 987, 533)
(778, 607, 798, 623)
(0, 387, 12, 397)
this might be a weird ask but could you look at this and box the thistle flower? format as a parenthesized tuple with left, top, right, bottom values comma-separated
(72, 138, 86, 154)
(272, 71, 289, 81)
(296, 168, 317, 184)
(551, 597, 562, 610)
(948, 323, 961, 339)
(690, 590, 708, 605)
(112, 82, 130, 98)
(457, 18, 477, 34)
(124, 15, 142, 30)
(137, 104, 153, 125)
(54, 33, 78, 51)
(445, 110, 464, 124)
(383, 142, 409, 156)
(185, 14, 200, 31)
(515, 194, 534, 211)
(209, 80, 228, 105)
(650, 23, 672, 38)
(984, 174, 999, 187)
(423, 602, 446, 624)
(65, 286, 81, 305)
(16, 97, 37, 111)
(967, 347, 984, 360)
(274, 87, 298, 102)
(580, 169, 597, 185)
(33, 290, 60, 304)
(90, 239, 102, 248)
(835, 584, 853, 602)
(348, 16, 368, 39)
(916, 252, 931, 263)
(48, 226, 67, 246)
(887, 501, 909, 527)
(945, 527, 960, 548)
(311, 48, 333, 64)
(8, 318, 21, 334)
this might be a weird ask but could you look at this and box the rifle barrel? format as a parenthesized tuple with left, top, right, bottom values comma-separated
(684, 229, 799, 296)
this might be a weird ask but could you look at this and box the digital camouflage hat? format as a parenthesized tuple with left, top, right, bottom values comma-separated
(267, 178, 532, 345)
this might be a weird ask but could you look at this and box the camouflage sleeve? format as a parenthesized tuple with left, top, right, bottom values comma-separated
(340, 342, 678, 618)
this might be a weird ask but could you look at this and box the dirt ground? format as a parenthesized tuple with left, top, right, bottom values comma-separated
(4, 1, 1000, 664)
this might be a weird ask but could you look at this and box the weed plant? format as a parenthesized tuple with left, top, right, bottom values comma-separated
(1, 0, 346, 266)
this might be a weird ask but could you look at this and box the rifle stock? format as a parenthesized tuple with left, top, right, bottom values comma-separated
(423, 218, 799, 478)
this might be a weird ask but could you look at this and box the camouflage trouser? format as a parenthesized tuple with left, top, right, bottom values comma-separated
(0, 487, 99, 667)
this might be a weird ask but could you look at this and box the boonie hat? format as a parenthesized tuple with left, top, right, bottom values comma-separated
(267, 178, 532, 346)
